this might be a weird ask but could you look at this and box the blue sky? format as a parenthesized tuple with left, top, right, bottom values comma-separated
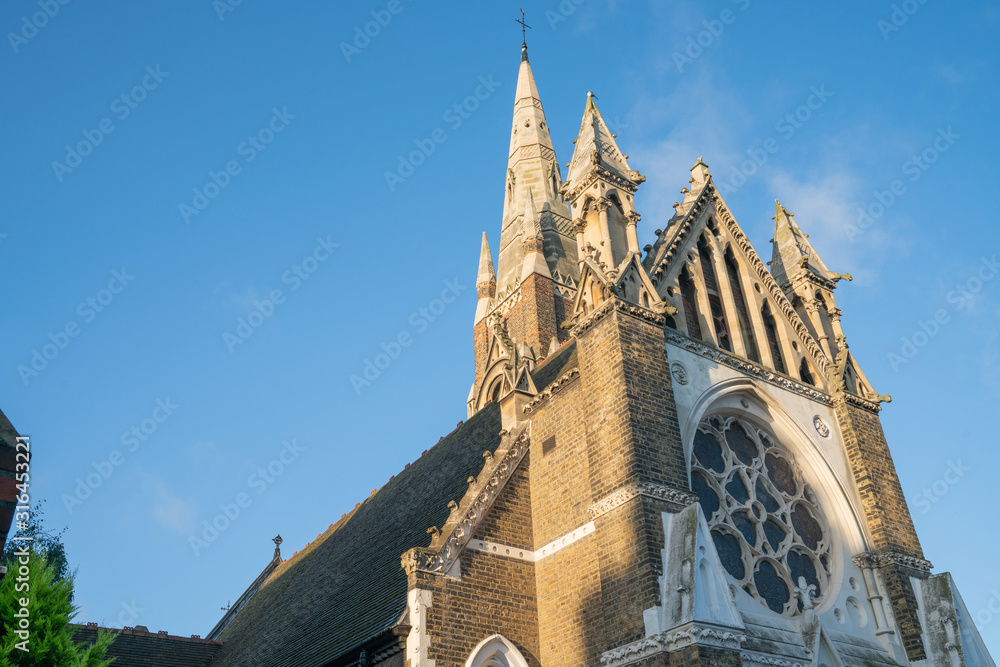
(2, 0, 998, 655)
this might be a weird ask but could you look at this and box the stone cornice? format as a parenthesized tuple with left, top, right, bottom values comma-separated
(522, 368, 580, 415)
(588, 483, 698, 519)
(563, 164, 641, 202)
(665, 329, 833, 406)
(570, 296, 665, 338)
(852, 551, 933, 574)
(599, 623, 744, 667)
(401, 426, 531, 577)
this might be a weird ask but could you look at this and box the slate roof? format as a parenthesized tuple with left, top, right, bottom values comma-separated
(210, 402, 504, 667)
(71, 626, 221, 666)
(0, 407, 23, 555)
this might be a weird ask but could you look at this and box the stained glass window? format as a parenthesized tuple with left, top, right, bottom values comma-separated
(690, 415, 831, 616)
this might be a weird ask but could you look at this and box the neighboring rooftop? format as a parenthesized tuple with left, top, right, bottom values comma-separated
(71, 624, 221, 667)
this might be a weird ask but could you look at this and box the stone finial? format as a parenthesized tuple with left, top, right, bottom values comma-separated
(690, 156, 711, 183)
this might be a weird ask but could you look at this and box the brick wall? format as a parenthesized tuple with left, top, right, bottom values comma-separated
(835, 399, 926, 661)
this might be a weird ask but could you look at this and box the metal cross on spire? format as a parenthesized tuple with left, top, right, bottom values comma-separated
(516, 9, 531, 46)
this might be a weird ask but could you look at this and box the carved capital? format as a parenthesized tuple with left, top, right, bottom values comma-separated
(594, 198, 611, 213)
(625, 210, 641, 226)
(852, 550, 933, 574)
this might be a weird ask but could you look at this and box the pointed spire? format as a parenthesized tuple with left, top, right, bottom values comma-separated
(564, 91, 642, 192)
(495, 39, 576, 296)
(475, 232, 496, 325)
(770, 199, 839, 287)
(477, 232, 496, 294)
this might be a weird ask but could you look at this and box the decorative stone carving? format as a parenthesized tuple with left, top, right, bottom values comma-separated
(740, 652, 805, 667)
(588, 483, 698, 519)
(406, 428, 532, 576)
(852, 551, 933, 574)
(664, 330, 831, 406)
(670, 362, 689, 385)
(599, 624, 744, 667)
(570, 295, 666, 338)
(813, 416, 830, 438)
(522, 368, 580, 414)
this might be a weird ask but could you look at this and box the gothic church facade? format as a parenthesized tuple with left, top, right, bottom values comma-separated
(204, 41, 995, 667)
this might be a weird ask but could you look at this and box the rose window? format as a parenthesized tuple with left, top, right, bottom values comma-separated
(690, 415, 831, 615)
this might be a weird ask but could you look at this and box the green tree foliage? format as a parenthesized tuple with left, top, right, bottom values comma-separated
(2, 502, 69, 587)
(0, 549, 116, 666)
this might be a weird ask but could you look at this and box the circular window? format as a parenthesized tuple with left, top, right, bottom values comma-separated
(691, 415, 831, 616)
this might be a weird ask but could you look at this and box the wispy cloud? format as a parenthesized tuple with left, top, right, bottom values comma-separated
(140, 471, 197, 533)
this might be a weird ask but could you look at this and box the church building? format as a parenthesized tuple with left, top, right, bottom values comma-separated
(74, 38, 998, 666)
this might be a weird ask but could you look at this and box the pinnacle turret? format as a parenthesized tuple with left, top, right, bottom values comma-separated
(521, 190, 551, 281)
(770, 200, 844, 288)
(563, 92, 641, 192)
(475, 232, 496, 325)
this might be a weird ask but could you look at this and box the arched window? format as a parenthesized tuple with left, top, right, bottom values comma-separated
(725, 251, 760, 363)
(761, 302, 787, 374)
(698, 237, 732, 352)
(799, 358, 814, 386)
(465, 634, 531, 667)
(489, 378, 503, 404)
(679, 268, 702, 340)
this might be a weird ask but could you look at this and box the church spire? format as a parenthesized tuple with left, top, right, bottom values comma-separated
(495, 39, 576, 297)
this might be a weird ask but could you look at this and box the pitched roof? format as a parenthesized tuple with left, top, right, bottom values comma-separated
(0, 407, 23, 555)
(71, 625, 221, 667)
(210, 403, 504, 667)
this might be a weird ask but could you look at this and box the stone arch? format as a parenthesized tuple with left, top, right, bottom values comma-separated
(465, 634, 530, 667)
